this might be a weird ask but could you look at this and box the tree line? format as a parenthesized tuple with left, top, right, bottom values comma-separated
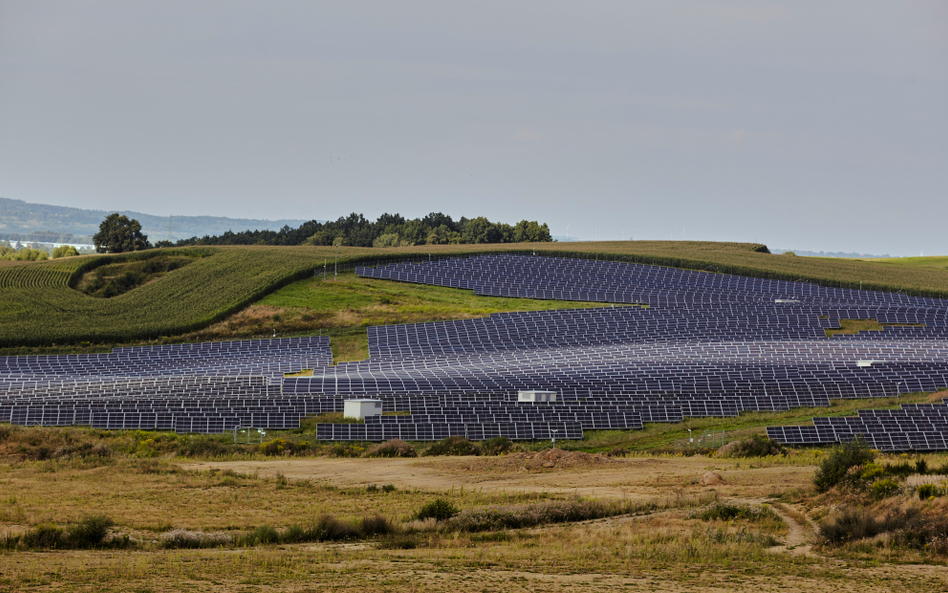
(155, 212, 552, 249)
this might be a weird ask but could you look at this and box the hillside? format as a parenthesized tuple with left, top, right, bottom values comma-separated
(2, 240, 948, 348)
(0, 197, 308, 244)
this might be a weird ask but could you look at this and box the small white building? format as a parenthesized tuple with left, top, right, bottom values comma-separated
(343, 399, 383, 420)
(518, 390, 557, 402)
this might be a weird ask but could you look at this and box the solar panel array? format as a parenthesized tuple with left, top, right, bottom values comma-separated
(2, 254, 947, 448)
(767, 402, 948, 451)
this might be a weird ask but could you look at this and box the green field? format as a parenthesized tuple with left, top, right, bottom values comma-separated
(3, 240, 948, 348)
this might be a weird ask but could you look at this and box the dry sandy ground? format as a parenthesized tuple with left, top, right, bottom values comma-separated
(180, 449, 813, 501)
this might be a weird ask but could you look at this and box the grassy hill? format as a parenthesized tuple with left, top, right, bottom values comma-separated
(2, 241, 948, 349)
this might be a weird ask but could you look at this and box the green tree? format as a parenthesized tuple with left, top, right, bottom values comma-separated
(93, 214, 151, 254)
(52, 245, 80, 258)
(513, 220, 552, 242)
(461, 217, 502, 244)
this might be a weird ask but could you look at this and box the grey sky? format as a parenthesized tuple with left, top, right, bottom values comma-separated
(1, 1, 945, 255)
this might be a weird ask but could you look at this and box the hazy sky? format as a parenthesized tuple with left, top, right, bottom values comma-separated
(1, 1, 945, 255)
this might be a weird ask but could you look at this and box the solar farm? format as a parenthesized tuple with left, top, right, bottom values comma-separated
(2, 254, 947, 451)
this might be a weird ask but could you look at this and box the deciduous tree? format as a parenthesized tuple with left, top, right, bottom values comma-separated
(93, 214, 150, 254)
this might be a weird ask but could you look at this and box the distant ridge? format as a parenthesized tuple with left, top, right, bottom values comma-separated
(771, 248, 892, 259)
(0, 197, 310, 244)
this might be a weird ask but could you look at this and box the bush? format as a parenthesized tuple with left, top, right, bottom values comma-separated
(359, 515, 395, 537)
(260, 438, 308, 456)
(918, 484, 941, 500)
(819, 505, 921, 546)
(283, 524, 306, 543)
(22, 524, 65, 549)
(814, 437, 875, 492)
(415, 498, 460, 522)
(67, 515, 114, 548)
(819, 507, 883, 544)
(424, 436, 480, 457)
(307, 514, 360, 541)
(870, 478, 900, 499)
(366, 439, 417, 458)
(733, 434, 784, 457)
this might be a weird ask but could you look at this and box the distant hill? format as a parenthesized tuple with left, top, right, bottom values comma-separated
(0, 197, 310, 244)
(771, 248, 892, 259)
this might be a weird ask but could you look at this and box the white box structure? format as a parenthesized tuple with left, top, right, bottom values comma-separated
(343, 399, 382, 420)
(518, 390, 557, 402)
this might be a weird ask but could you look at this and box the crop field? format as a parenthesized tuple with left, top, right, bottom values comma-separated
(3, 241, 948, 348)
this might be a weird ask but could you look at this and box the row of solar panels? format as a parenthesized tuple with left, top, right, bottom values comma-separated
(314, 421, 583, 442)
(356, 255, 947, 308)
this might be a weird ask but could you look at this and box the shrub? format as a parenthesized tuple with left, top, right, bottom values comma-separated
(415, 499, 459, 522)
(718, 434, 784, 458)
(67, 515, 114, 548)
(359, 515, 395, 537)
(307, 514, 360, 541)
(814, 437, 875, 492)
(915, 458, 929, 475)
(424, 436, 480, 457)
(918, 484, 940, 500)
(23, 524, 65, 549)
(329, 443, 364, 457)
(260, 438, 308, 456)
(870, 478, 900, 499)
(283, 524, 306, 543)
(366, 439, 417, 458)
(819, 507, 882, 544)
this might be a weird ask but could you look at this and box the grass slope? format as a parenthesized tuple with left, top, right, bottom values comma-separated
(2, 240, 948, 348)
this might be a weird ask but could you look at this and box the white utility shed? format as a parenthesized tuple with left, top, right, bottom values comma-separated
(518, 390, 557, 402)
(343, 399, 383, 420)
